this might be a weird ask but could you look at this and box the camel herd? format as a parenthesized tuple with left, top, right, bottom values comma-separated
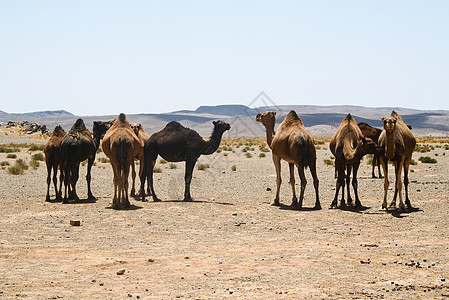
(44, 110, 416, 212)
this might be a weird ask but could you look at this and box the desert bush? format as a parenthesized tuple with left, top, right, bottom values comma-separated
(216, 148, 222, 153)
(169, 163, 177, 169)
(223, 153, 228, 157)
(98, 157, 110, 163)
(159, 159, 167, 164)
(31, 153, 44, 161)
(323, 159, 334, 166)
(29, 160, 40, 169)
(259, 153, 266, 158)
(6, 154, 17, 159)
(15, 159, 28, 170)
(259, 145, 270, 153)
(97, 147, 103, 153)
(415, 144, 434, 153)
(153, 167, 162, 173)
(197, 163, 210, 171)
(0, 161, 10, 166)
(419, 156, 437, 164)
(445, 144, 449, 150)
(7, 166, 24, 175)
(245, 153, 252, 158)
(410, 159, 417, 165)
(0, 146, 20, 153)
(28, 145, 44, 151)
(231, 165, 236, 171)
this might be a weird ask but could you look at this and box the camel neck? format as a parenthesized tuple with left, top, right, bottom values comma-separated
(201, 131, 224, 155)
(385, 131, 396, 159)
(264, 122, 275, 149)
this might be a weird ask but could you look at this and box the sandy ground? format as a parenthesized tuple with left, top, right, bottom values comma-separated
(0, 131, 448, 299)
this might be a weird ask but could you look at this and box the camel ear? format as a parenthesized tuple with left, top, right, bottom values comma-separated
(381, 117, 386, 122)
(273, 112, 276, 116)
(361, 137, 366, 144)
(213, 121, 217, 125)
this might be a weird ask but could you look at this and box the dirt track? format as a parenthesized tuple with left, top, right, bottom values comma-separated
(0, 132, 448, 299)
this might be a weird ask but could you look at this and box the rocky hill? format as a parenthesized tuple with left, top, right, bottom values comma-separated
(1, 105, 448, 137)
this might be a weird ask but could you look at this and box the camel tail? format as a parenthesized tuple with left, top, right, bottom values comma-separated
(118, 138, 129, 174)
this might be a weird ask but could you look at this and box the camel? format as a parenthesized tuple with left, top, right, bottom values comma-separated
(102, 114, 144, 209)
(378, 111, 416, 211)
(256, 111, 320, 209)
(44, 125, 66, 201)
(61, 119, 109, 203)
(330, 114, 378, 209)
(130, 123, 151, 197)
(142, 120, 230, 202)
(358, 122, 383, 178)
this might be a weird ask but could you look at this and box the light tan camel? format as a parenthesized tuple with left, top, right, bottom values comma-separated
(44, 125, 66, 201)
(378, 111, 416, 211)
(130, 123, 151, 196)
(330, 114, 378, 208)
(256, 111, 320, 209)
(102, 114, 144, 209)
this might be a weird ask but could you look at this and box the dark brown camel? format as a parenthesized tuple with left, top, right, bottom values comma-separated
(378, 111, 416, 211)
(256, 111, 320, 209)
(102, 114, 144, 209)
(142, 120, 230, 202)
(330, 114, 378, 209)
(357, 122, 383, 178)
(61, 119, 109, 203)
(44, 125, 66, 201)
(130, 123, 151, 197)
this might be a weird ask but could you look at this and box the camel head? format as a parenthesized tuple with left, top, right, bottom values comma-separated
(131, 123, 142, 136)
(381, 116, 397, 133)
(93, 121, 111, 140)
(358, 136, 380, 155)
(256, 111, 276, 126)
(212, 120, 231, 135)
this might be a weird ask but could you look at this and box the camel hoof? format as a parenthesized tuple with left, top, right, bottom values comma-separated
(270, 201, 280, 206)
(153, 198, 161, 202)
(183, 198, 193, 202)
(314, 204, 322, 210)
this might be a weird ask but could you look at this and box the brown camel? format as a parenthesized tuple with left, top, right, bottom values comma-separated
(358, 122, 383, 178)
(61, 119, 109, 202)
(256, 111, 320, 209)
(330, 114, 378, 209)
(102, 114, 144, 209)
(44, 125, 66, 201)
(378, 111, 416, 211)
(130, 123, 151, 197)
(142, 120, 230, 202)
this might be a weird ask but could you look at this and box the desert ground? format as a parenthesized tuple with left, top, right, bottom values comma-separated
(0, 128, 448, 299)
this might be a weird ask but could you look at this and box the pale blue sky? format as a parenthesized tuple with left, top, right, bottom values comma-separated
(1, 1, 448, 115)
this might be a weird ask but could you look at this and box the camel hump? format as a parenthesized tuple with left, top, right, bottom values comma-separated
(119, 113, 126, 122)
(344, 114, 353, 121)
(165, 121, 185, 131)
(284, 110, 304, 125)
(70, 119, 87, 133)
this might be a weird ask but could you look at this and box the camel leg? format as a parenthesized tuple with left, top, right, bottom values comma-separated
(71, 163, 80, 201)
(331, 161, 344, 208)
(289, 163, 298, 206)
(123, 160, 131, 208)
(371, 155, 376, 178)
(139, 157, 147, 201)
(272, 153, 282, 206)
(111, 162, 120, 209)
(394, 158, 406, 211)
(57, 165, 64, 200)
(403, 157, 412, 209)
(375, 154, 383, 178)
(51, 165, 58, 199)
(297, 165, 307, 208)
(352, 162, 362, 208)
(63, 165, 70, 203)
(148, 160, 161, 202)
(130, 160, 136, 197)
(381, 157, 389, 209)
(345, 165, 353, 206)
(46, 163, 52, 201)
(86, 157, 96, 200)
(309, 160, 320, 209)
(183, 158, 197, 201)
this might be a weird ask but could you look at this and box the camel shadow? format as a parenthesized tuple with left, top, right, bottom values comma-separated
(330, 205, 370, 213)
(279, 203, 321, 212)
(151, 199, 234, 206)
(105, 204, 143, 210)
(45, 198, 64, 203)
(62, 198, 97, 204)
(385, 206, 422, 218)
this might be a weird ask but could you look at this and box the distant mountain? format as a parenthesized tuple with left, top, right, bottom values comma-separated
(1, 106, 448, 137)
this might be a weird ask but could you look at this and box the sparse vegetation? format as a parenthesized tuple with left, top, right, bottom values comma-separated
(28, 144, 44, 151)
(7, 166, 24, 175)
(160, 159, 168, 164)
(410, 159, 417, 165)
(29, 160, 40, 169)
(244, 152, 252, 158)
(98, 157, 110, 163)
(259, 145, 270, 153)
(0, 146, 20, 153)
(419, 156, 437, 164)
(6, 154, 17, 159)
(169, 163, 178, 169)
(153, 167, 162, 173)
(414, 144, 434, 153)
(197, 163, 210, 171)
(31, 153, 44, 161)
(323, 159, 334, 166)
(231, 165, 236, 171)
(97, 147, 103, 153)
(0, 161, 10, 166)
(259, 153, 266, 158)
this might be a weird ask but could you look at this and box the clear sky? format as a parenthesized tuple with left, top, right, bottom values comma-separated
(1, 1, 448, 116)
